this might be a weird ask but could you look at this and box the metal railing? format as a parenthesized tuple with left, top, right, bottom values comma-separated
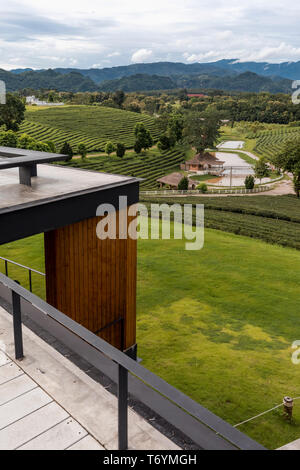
(0, 272, 265, 451)
(0, 256, 45, 293)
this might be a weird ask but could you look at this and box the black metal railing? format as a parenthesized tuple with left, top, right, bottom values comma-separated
(0, 256, 45, 293)
(0, 272, 265, 451)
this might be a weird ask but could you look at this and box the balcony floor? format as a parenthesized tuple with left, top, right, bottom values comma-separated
(0, 306, 178, 450)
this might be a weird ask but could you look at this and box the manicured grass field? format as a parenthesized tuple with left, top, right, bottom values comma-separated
(137, 228, 300, 449)
(0, 225, 299, 449)
(22, 105, 160, 152)
(189, 174, 217, 182)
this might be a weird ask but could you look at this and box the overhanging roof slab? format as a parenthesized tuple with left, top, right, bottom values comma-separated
(0, 162, 139, 245)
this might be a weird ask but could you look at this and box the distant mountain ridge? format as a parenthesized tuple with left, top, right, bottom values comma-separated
(211, 59, 300, 80)
(10, 59, 300, 82)
(1, 60, 296, 93)
(0, 69, 99, 93)
(98, 71, 292, 93)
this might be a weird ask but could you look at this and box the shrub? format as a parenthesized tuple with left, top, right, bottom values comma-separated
(32, 141, 51, 152)
(46, 141, 56, 153)
(18, 133, 35, 149)
(116, 143, 126, 158)
(0, 130, 18, 148)
(60, 141, 74, 161)
(105, 141, 115, 156)
(178, 176, 189, 190)
(198, 183, 208, 193)
(78, 143, 87, 160)
(245, 175, 255, 190)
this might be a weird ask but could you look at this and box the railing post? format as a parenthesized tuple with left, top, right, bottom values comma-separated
(118, 364, 128, 450)
(12, 290, 24, 360)
(29, 270, 32, 292)
(5, 260, 8, 276)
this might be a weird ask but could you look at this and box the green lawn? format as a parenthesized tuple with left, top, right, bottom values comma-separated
(189, 174, 217, 182)
(0, 226, 300, 449)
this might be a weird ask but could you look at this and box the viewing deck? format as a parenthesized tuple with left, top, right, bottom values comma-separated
(0, 306, 178, 450)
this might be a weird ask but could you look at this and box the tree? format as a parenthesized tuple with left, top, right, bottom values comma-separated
(254, 159, 270, 183)
(134, 123, 153, 152)
(126, 102, 141, 113)
(273, 138, 300, 197)
(157, 134, 171, 151)
(105, 141, 115, 156)
(178, 176, 189, 190)
(178, 89, 188, 101)
(113, 90, 125, 108)
(245, 175, 255, 190)
(60, 141, 74, 161)
(0, 93, 25, 131)
(168, 113, 184, 142)
(116, 143, 126, 158)
(78, 143, 87, 160)
(184, 111, 220, 153)
(134, 140, 143, 154)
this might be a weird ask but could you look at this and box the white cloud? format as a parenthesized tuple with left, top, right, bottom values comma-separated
(0, 1, 300, 69)
(239, 43, 300, 62)
(183, 51, 219, 63)
(131, 48, 153, 63)
(107, 52, 120, 58)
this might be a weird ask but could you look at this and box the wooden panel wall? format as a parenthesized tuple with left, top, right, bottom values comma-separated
(44, 210, 137, 350)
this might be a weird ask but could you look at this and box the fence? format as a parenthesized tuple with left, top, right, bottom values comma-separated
(0, 272, 265, 451)
(141, 186, 271, 196)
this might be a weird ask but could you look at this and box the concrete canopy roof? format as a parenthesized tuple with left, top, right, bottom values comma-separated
(0, 147, 140, 244)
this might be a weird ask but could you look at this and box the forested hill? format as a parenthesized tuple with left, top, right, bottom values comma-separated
(99, 71, 292, 93)
(11, 59, 300, 82)
(0, 69, 99, 93)
(99, 74, 176, 92)
(0, 65, 294, 94)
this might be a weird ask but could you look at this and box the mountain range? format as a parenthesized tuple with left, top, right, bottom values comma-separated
(1, 59, 299, 93)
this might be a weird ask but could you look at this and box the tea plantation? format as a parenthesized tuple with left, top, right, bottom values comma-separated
(22, 105, 160, 152)
(140, 195, 300, 249)
(254, 126, 300, 160)
(58, 146, 186, 190)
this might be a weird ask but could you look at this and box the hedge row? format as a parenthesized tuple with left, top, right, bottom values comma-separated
(60, 148, 186, 189)
(254, 126, 300, 160)
(140, 195, 300, 250)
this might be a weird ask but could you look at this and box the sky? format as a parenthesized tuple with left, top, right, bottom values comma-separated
(1, 0, 300, 70)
